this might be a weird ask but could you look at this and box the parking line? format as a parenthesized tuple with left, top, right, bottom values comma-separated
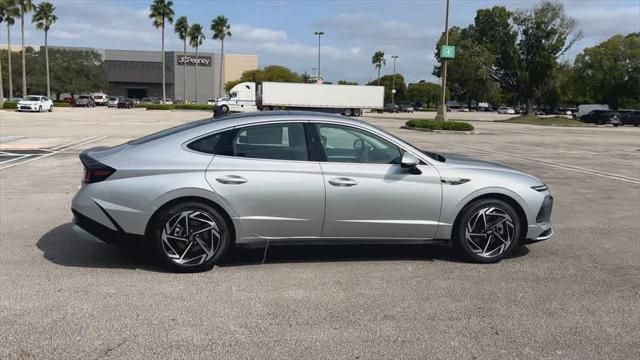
(48, 136, 102, 151)
(0, 136, 107, 170)
(433, 141, 640, 185)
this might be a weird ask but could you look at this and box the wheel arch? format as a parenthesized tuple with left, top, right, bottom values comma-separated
(144, 196, 236, 247)
(450, 192, 529, 242)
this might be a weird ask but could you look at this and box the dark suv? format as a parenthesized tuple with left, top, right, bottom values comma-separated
(579, 110, 621, 126)
(621, 111, 640, 126)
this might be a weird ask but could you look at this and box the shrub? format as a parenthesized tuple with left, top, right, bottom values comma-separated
(2, 101, 18, 109)
(175, 103, 214, 110)
(405, 119, 474, 131)
(143, 104, 175, 110)
(53, 101, 71, 107)
(137, 103, 214, 111)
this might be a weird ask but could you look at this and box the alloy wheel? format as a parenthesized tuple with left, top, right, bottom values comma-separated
(465, 207, 515, 258)
(161, 210, 221, 266)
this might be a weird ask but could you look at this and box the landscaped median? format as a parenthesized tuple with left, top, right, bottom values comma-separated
(404, 119, 475, 132)
(499, 115, 584, 126)
(135, 103, 214, 111)
(2, 101, 71, 109)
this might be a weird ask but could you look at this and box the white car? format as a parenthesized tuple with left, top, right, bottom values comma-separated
(93, 93, 109, 106)
(497, 107, 516, 115)
(17, 95, 53, 112)
(161, 98, 173, 104)
(207, 98, 216, 105)
(107, 97, 119, 108)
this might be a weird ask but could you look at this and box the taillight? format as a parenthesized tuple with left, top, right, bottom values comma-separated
(80, 152, 115, 184)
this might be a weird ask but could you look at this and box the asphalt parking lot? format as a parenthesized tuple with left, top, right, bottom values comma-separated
(1, 107, 639, 359)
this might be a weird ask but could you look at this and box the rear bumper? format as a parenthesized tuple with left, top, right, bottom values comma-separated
(72, 208, 143, 244)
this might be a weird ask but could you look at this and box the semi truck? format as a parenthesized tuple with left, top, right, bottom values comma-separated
(214, 82, 384, 116)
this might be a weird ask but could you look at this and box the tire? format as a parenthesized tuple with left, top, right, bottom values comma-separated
(344, 108, 352, 116)
(353, 108, 362, 116)
(38, 105, 42, 112)
(48, 105, 53, 112)
(613, 123, 620, 127)
(453, 198, 522, 263)
(220, 105, 229, 114)
(150, 201, 232, 272)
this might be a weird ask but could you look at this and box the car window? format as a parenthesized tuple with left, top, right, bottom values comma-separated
(26, 96, 40, 101)
(187, 133, 223, 154)
(231, 123, 308, 161)
(317, 124, 401, 164)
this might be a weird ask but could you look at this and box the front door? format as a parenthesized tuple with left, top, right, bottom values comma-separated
(315, 123, 442, 240)
(206, 122, 325, 238)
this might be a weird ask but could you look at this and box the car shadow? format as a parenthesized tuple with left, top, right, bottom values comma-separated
(37, 223, 530, 271)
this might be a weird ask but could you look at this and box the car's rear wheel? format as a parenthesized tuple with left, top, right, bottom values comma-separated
(48, 105, 53, 112)
(454, 199, 521, 263)
(38, 105, 42, 112)
(151, 201, 232, 272)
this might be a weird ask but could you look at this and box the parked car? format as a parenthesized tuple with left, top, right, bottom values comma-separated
(117, 98, 135, 109)
(161, 98, 173, 104)
(71, 111, 553, 272)
(76, 95, 95, 107)
(620, 110, 640, 126)
(579, 110, 621, 126)
(63, 97, 76, 107)
(574, 104, 609, 119)
(93, 93, 109, 106)
(140, 97, 153, 104)
(207, 98, 216, 105)
(400, 104, 414, 113)
(497, 107, 515, 114)
(382, 103, 400, 113)
(16, 95, 53, 112)
(107, 97, 119, 108)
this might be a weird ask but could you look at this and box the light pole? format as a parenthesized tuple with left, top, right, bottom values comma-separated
(435, 0, 450, 121)
(314, 31, 324, 83)
(391, 55, 399, 105)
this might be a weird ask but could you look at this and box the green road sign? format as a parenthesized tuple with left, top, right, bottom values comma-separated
(440, 45, 456, 60)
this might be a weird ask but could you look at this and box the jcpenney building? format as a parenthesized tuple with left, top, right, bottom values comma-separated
(97, 48, 258, 102)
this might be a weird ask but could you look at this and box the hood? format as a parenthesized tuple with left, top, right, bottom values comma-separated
(18, 101, 39, 105)
(442, 153, 516, 171)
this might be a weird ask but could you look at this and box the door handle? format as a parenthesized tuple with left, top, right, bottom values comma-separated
(328, 177, 358, 187)
(216, 175, 248, 184)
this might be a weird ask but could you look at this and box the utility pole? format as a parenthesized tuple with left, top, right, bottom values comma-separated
(435, 0, 450, 121)
(391, 55, 399, 105)
(314, 31, 324, 83)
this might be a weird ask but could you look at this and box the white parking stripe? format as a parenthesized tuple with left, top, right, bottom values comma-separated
(48, 136, 102, 151)
(0, 154, 31, 165)
(0, 136, 107, 170)
(433, 141, 640, 185)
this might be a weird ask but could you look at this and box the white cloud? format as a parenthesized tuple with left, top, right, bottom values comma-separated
(233, 24, 287, 42)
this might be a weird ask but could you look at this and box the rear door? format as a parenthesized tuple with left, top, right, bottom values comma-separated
(205, 122, 325, 238)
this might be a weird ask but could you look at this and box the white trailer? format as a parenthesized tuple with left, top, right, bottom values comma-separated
(215, 82, 384, 116)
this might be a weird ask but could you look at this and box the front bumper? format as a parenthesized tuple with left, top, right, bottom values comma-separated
(526, 194, 554, 241)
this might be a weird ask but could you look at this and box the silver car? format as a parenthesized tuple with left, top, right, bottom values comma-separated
(72, 112, 553, 271)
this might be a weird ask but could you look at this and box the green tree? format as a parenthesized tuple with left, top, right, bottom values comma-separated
(371, 50, 385, 85)
(433, 26, 497, 108)
(1, 0, 19, 100)
(473, 1, 582, 114)
(406, 81, 441, 110)
(174, 15, 189, 103)
(211, 15, 231, 98)
(367, 74, 405, 103)
(224, 65, 301, 93)
(337, 80, 358, 85)
(573, 33, 640, 108)
(32, 1, 56, 98)
(17, 0, 33, 96)
(149, 0, 174, 102)
(187, 23, 204, 102)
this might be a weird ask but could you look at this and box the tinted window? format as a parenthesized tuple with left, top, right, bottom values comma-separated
(317, 124, 401, 164)
(231, 123, 308, 161)
(187, 133, 223, 154)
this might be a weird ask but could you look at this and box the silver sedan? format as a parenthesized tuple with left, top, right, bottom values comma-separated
(72, 112, 553, 271)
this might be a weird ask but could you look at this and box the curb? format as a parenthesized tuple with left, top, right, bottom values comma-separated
(401, 126, 479, 135)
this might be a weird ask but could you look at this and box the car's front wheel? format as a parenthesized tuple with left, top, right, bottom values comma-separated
(453, 198, 521, 263)
(150, 201, 232, 272)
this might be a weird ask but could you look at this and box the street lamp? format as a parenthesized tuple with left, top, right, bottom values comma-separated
(391, 55, 399, 105)
(435, 0, 450, 121)
(314, 31, 324, 83)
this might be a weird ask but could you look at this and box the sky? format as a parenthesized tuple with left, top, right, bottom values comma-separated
(7, 0, 640, 84)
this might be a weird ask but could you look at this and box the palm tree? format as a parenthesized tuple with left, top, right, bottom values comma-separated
(174, 16, 189, 103)
(149, 0, 174, 103)
(210, 15, 231, 98)
(17, 0, 33, 97)
(1, 0, 19, 100)
(0, 0, 8, 105)
(32, 2, 56, 98)
(187, 23, 204, 103)
(371, 51, 385, 85)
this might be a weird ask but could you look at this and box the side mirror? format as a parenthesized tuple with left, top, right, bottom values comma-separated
(401, 152, 420, 168)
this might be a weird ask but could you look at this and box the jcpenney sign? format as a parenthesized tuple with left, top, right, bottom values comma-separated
(177, 55, 212, 66)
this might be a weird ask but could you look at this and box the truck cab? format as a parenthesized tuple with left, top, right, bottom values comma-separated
(215, 82, 258, 113)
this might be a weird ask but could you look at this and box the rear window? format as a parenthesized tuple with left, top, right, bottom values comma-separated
(127, 119, 215, 145)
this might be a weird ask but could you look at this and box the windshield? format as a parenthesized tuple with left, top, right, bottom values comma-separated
(25, 96, 40, 101)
